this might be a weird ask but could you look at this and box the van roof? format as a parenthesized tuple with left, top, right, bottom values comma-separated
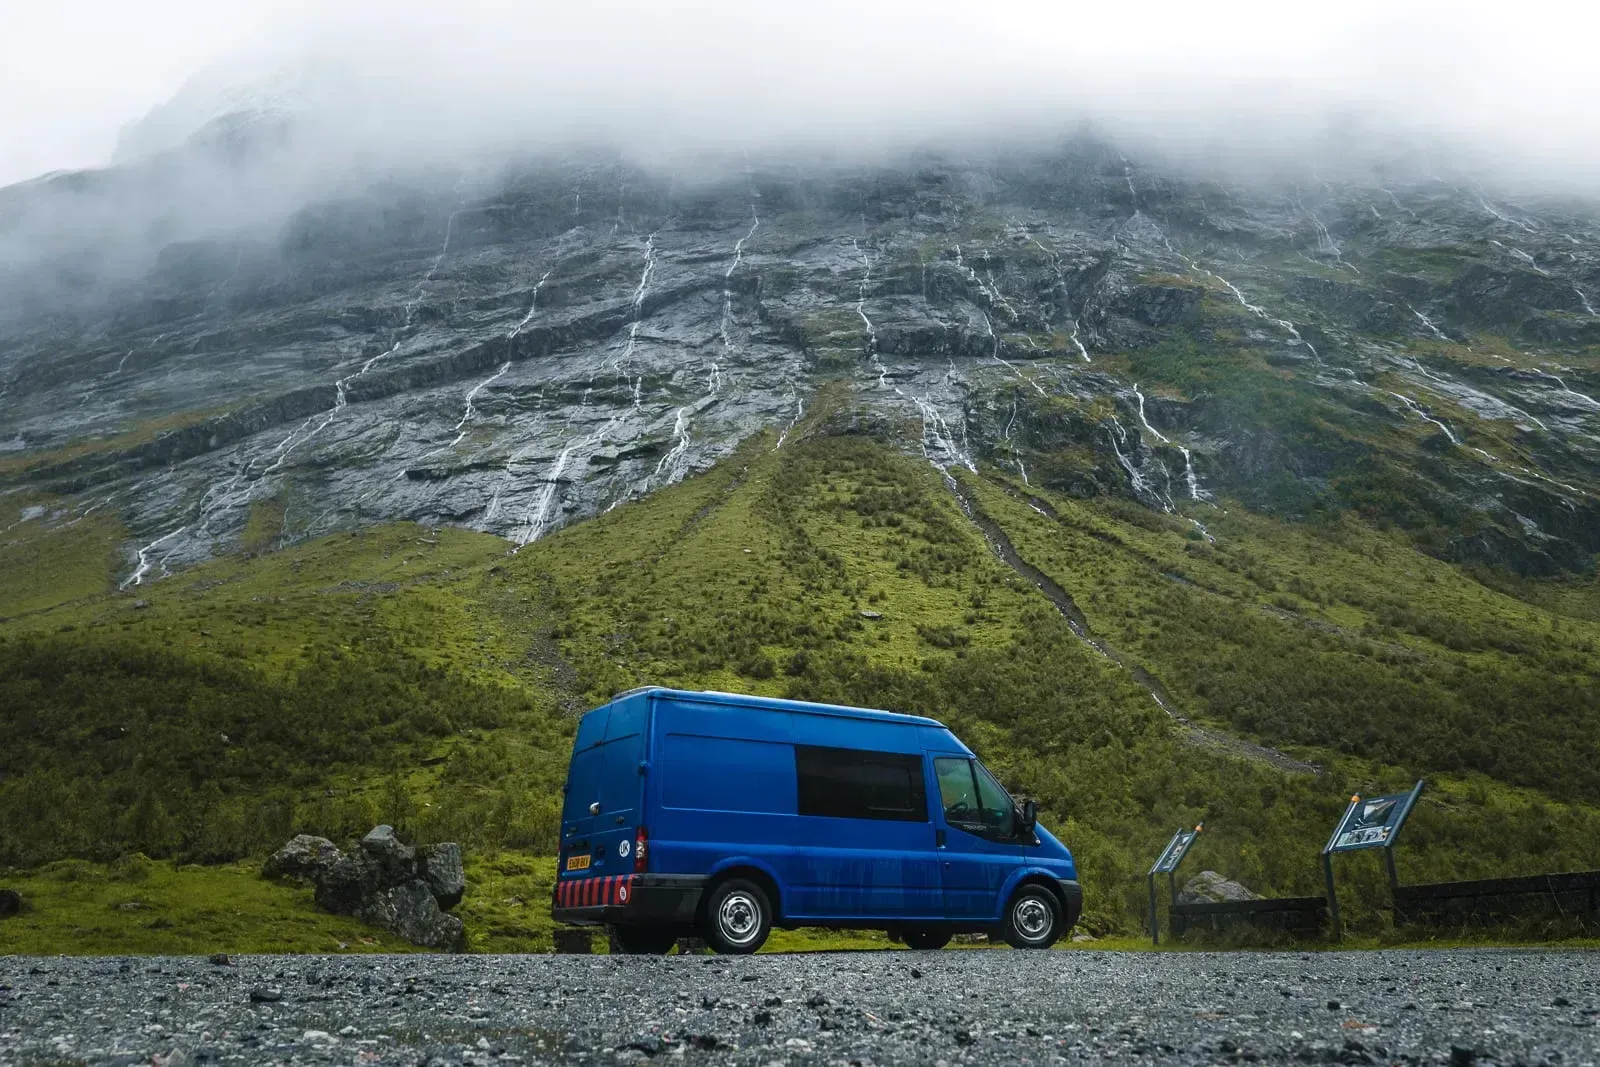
(607, 686, 946, 728)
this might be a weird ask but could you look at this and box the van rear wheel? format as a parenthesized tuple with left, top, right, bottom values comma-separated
(1001, 884, 1062, 949)
(902, 929, 952, 951)
(701, 878, 771, 955)
(611, 926, 679, 955)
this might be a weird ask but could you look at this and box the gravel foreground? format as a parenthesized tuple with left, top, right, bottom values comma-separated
(1, 950, 1597, 1066)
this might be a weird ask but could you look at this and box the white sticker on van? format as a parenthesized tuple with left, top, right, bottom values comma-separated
(618, 839, 632, 858)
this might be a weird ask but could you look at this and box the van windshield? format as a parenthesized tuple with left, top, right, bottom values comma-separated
(934, 756, 1016, 839)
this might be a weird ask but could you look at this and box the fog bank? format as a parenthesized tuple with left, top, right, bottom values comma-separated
(6, 0, 1600, 191)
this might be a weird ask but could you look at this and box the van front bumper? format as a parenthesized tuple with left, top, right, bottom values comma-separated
(551, 873, 706, 928)
(1058, 878, 1084, 930)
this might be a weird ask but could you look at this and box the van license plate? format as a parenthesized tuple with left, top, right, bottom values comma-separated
(565, 854, 591, 872)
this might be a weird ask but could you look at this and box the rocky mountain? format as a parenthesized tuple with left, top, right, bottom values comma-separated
(3, 123, 1598, 587)
(5, 85, 1600, 948)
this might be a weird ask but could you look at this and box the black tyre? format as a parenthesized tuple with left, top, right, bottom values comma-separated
(902, 928, 953, 951)
(700, 878, 771, 955)
(611, 926, 680, 955)
(1001, 884, 1062, 949)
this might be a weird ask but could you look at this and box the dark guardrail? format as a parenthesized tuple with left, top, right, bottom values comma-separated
(1393, 870, 1600, 927)
(1168, 896, 1329, 938)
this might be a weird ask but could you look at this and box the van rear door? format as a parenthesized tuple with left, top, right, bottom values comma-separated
(559, 696, 649, 883)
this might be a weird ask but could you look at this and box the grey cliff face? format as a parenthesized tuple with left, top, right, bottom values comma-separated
(0, 139, 1596, 581)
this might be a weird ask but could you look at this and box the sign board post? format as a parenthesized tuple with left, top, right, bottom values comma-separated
(1320, 780, 1424, 940)
(1146, 823, 1203, 946)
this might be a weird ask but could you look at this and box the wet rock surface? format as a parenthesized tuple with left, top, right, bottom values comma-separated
(1, 141, 1597, 584)
(0, 950, 1596, 1065)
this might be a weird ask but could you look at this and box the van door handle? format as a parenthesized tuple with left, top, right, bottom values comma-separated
(935, 830, 946, 848)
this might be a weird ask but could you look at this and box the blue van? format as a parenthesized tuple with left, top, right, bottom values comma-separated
(550, 687, 1082, 954)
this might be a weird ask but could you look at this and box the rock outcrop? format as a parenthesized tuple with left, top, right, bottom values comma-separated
(265, 826, 466, 951)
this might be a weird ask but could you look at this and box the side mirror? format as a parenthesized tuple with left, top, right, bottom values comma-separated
(1021, 799, 1038, 831)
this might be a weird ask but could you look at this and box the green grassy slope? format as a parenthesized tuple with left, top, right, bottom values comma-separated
(965, 472, 1600, 802)
(3, 418, 1599, 951)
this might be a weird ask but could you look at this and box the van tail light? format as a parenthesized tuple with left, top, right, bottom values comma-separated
(633, 827, 649, 873)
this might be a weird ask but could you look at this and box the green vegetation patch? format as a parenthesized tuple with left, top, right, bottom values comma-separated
(0, 855, 418, 955)
(0, 493, 124, 618)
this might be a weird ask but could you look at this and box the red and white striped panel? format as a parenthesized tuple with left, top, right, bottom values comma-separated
(556, 874, 634, 909)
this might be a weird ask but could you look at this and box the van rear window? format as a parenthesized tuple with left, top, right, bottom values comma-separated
(794, 745, 928, 822)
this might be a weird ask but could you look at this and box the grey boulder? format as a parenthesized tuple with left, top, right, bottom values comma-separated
(1177, 870, 1261, 905)
(359, 825, 417, 883)
(357, 880, 466, 953)
(268, 825, 467, 951)
(261, 835, 344, 882)
(311, 851, 383, 917)
(418, 842, 465, 910)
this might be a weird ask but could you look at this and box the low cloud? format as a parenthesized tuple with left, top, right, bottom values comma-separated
(2, 0, 1598, 319)
(6, 0, 1599, 187)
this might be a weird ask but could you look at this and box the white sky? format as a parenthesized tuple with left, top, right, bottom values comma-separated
(3, 0, 1600, 189)
(0, 3, 274, 183)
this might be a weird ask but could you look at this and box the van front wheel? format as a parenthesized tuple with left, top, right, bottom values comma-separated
(1001, 885, 1062, 949)
(701, 878, 771, 955)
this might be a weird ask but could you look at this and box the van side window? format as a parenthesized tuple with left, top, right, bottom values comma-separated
(935, 757, 980, 828)
(972, 760, 1017, 838)
(936, 757, 1017, 839)
(794, 745, 929, 822)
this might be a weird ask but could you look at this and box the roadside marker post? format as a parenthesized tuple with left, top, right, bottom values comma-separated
(1320, 780, 1425, 940)
(1146, 823, 1203, 946)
